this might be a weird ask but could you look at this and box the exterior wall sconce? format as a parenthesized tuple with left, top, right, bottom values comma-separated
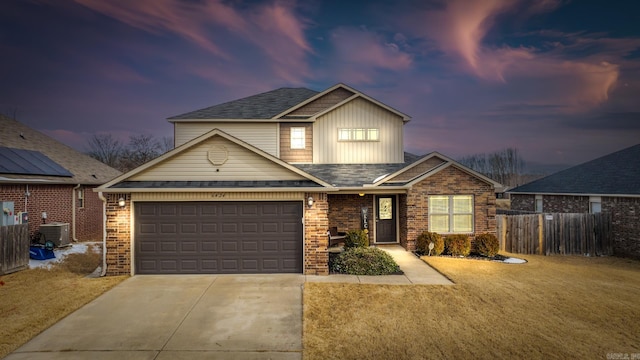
(118, 197, 126, 207)
(307, 196, 314, 208)
(358, 193, 365, 197)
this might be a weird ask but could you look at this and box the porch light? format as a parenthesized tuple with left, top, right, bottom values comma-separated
(358, 193, 365, 197)
(118, 197, 126, 207)
(307, 196, 314, 208)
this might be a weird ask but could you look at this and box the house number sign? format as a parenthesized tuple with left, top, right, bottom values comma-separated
(211, 193, 227, 198)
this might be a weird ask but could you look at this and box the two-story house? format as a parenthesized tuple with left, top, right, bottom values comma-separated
(97, 84, 500, 275)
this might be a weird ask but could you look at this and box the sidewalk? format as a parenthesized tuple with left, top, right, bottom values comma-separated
(305, 245, 454, 285)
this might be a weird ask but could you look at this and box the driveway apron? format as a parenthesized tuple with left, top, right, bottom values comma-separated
(7, 274, 304, 360)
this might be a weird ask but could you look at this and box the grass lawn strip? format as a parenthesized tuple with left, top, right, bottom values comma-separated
(0, 247, 127, 358)
(303, 254, 640, 359)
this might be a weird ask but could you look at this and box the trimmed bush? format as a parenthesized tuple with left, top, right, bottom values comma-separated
(444, 234, 471, 257)
(473, 233, 500, 257)
(331, 247, 401, 275)
(416, 231, 444, 256)
(343, 229, 369, 249)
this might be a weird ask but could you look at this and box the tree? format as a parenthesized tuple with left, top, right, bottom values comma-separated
(85, 134, 123, 169)
(120, 134, 162, 171)
(458, 147, 525, 187)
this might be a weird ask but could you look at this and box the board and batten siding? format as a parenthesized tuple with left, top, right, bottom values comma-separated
(313, 97, 404, 164)
(174, 122, 278, 156)
(130, 136, 305, 182)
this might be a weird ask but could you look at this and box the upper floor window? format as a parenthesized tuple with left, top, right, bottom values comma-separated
(429, 195, 474, 233)
(290, 127, 305, 149)
(338, 128, 379, 142)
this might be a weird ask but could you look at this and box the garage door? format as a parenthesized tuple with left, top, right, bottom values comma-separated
(134, 201, 303, 274)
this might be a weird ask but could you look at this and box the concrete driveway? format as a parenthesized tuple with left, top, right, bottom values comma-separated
(6, 275, 304, 360)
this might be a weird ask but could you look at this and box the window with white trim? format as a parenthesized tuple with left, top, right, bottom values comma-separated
(429, 195, 474, 233)
(338, 128, 379, 141)
(290, 127, 305, 149)
(535, 195, 543, 213)
(78, 188, 84, 208)
(589, 196, 601, 213)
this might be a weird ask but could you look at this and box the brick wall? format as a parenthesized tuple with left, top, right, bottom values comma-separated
(404, 166, 496, 251)
(304, 192, 329, 275)
(105, 193, 131, 275)
(510, 194, 534, 211)
(604, 196, 640, 259)
(543, 195, 589, 213)
(327, 194, 373, 240)
(1, 184, 102, 241)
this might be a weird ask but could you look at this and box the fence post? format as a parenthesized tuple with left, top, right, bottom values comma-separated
(538, 214, 544, 255)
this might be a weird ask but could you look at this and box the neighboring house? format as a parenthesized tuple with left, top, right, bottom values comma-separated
(0, 115, 121, 241)
(96, 84, 500, 275)
(509, 144, 640, 259)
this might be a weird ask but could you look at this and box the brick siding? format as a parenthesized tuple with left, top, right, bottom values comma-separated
(104, 193, 131, 276)
(304, 192, 329, 275)
(327, 194, 373, 240)
(0, 184, 103, 241)
(404, 166, 496, 251)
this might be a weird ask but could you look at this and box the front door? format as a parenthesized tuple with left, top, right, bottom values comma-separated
(375, 195, 397, 243)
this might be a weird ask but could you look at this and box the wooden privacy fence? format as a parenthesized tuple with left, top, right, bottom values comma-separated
(497, 213, 613, 256)
(0, 224, 30, 275)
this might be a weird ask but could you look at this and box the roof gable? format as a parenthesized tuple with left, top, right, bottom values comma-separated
(0, 115, 121, 185)
(510, 144, 640, 196)
(168, 88, 318, 121)
(374, 152, 501, 188)
(99, 128, 333, 191)
(276, 83, 411, 122)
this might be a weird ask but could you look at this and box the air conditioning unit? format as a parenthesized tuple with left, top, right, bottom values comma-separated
(39, 222, 70, 247)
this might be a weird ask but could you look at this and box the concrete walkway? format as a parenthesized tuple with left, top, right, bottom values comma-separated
(306, 245, 454, 285)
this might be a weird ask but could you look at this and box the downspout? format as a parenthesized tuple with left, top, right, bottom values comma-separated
(98, 192, 108, 276)
(72, 184, 80, 242)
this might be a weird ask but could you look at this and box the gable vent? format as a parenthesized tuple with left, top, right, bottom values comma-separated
(208, 145, 228, 166)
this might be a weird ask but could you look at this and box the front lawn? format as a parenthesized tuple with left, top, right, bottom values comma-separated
(303, 254, 640, 359)
(0, 246, 127, 358)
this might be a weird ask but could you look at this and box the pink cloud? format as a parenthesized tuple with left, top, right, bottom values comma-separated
(328, 27, 413, 84)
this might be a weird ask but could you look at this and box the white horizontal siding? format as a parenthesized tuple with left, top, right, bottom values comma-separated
(313, 97, 404, 164)
(175, 122, 278, 156)
(131, 136, 305, 181)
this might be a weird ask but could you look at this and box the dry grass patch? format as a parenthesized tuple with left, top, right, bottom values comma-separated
(0, 246, 127, 358)
(304, 254, 640, 359)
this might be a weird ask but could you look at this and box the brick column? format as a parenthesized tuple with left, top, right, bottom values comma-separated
(105, 193, 131, 275)
(304, 192, 329, 275)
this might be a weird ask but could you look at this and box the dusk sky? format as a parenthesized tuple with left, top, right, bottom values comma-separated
(2, 0, 639, 168)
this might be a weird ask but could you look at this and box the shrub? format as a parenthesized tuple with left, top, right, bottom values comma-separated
(444, 234, 471, 257)
(331, 247, 400, 275)
(343, 229, 369, 249)
(473, 233, 500, 257)
(416, 231, 444, 256)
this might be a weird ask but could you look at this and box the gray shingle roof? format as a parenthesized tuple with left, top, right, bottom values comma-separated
(110, 180, 323, 189)
(168, 88, 319, 120)
(0, 115, 121, 185)
(510, 144, 640, 195)
(294, 153, 421, 187)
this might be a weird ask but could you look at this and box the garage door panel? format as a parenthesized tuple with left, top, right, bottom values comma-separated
(135, 202, 302, 274)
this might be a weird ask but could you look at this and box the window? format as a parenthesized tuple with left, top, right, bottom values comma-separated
(535, 195, 543, 213)
(290, 127, 305, 149)
(338, 128, 379, 141)
(429, 195, 474, 233)
(589, 196, 602, 214)
(77, 188, 84, 208)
